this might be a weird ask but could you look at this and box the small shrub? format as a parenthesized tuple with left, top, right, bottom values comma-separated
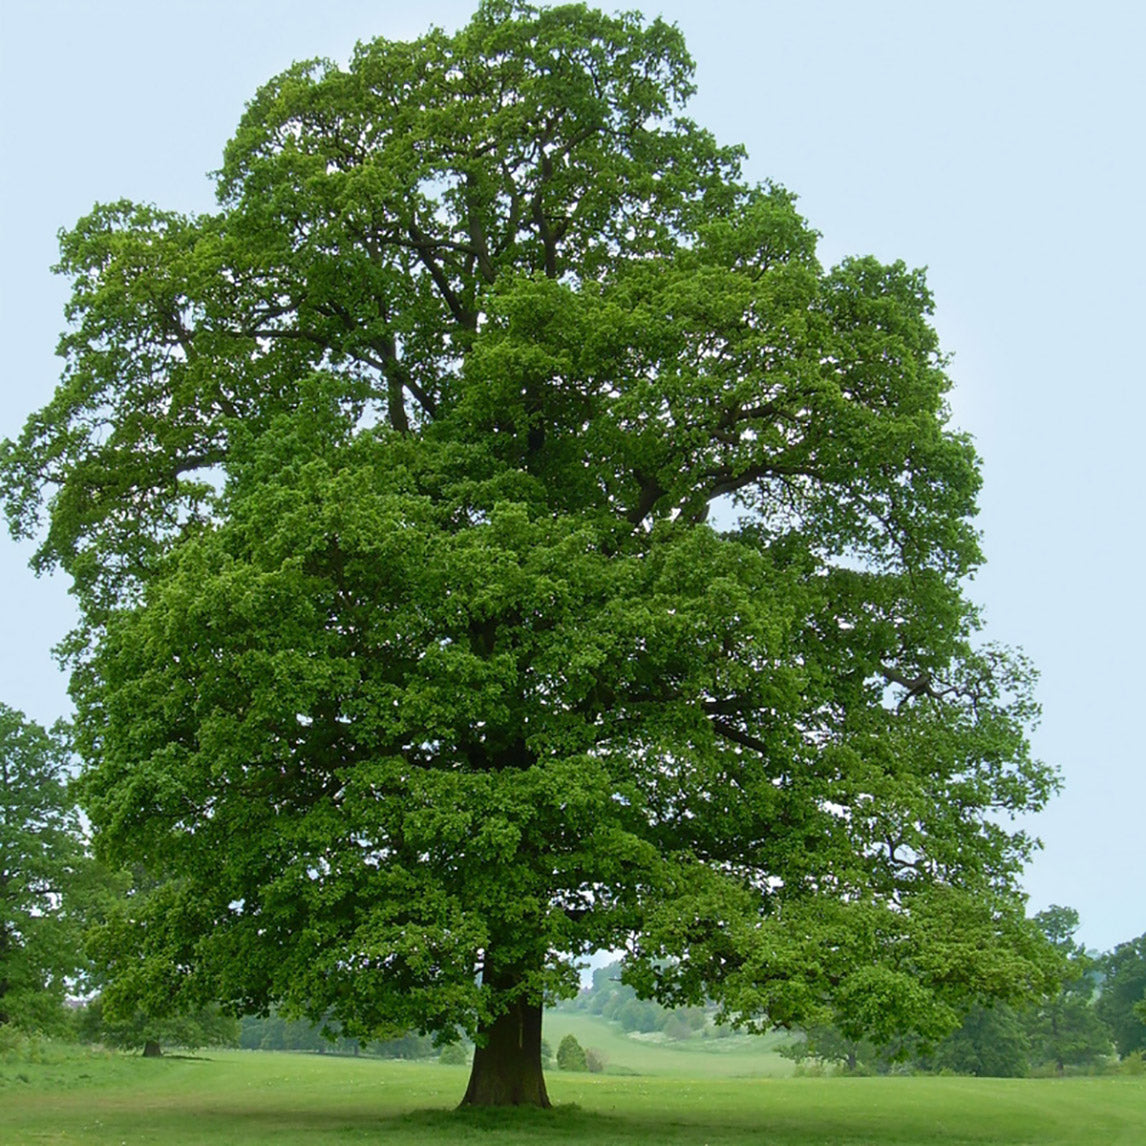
(585, 1047, 607, 1073)
(618, 999, 659, 1033)
(661, 1012, 694, 1041)
(438, 1043, 469, 1066)
(556, 1033, 587, 1071)
(0, 1027, 27, 1062)
(1, 1032, 46, 1065)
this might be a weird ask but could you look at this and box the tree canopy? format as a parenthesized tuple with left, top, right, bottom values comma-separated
(1097, 933, 1146, 1058)
(1025, 906, 1112, 1073)
(0, 0, 1059, 1106)
(0, 704, 88, 1032)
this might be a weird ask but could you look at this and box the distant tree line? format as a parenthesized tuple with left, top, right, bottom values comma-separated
(236, 1011, 436, 1059)
(780, 908, 1146, 1078)
(559, 920, 1146, 1080)
(66, 999, 442, 1059)
(555, 962, 718, 1041)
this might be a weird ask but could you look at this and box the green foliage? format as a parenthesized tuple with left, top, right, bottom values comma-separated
(930, 1003, 1030, 1078)
(239, 1011, 330, 1053)
(563, 960, 708, 1040)
(439, 1042, 469, 1066)
(1, 0, 1060, 1082)
(542, 1009, 793, 1077)
(659, 1010, 699, 1041)
(1097, 933, 1146, 1057)
(556, 1033, 587, 1072)
(779, 1023, 889, 1075)
(0, 704, 107, 1034)
(75, 995, 239, 1055)
(617, 998, 661, 1034)
(372, 1032, 438, 1060)
(780, 908, 1123, 1079)
(1019, 906, 1112, 1073)
(1026, 995, 1113, 1075)
(237, 1010, 434, 1057)
(80, 864, 229, 1048)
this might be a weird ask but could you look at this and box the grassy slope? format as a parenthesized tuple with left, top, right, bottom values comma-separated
(3, 1047, 1144, 1146)
(542, 1009, 796, 1077)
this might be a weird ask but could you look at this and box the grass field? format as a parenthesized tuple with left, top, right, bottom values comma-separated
(3, 1042, 1144, 1145)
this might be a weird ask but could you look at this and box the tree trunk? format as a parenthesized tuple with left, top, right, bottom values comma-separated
(459, 993, 550, 1108)
(142, 1039, 162, 1057)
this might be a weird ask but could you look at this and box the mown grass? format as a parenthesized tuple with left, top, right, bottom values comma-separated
(2, 1046, 1143, 1145)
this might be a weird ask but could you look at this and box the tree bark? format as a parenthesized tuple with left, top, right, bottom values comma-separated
(459, 991, 550, 1108)
(142, 1039, 162, 1058)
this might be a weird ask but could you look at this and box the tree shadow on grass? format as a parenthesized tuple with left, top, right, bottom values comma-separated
(48, 1089, 1114, 1146)
(167, 1101, 659, 1144)
(396, 1102, 619, 1137)
(383, 1104, 789, 1145)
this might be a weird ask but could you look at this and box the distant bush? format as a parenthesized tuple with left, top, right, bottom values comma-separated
(1118, 1050, 1145, 1076)
(617, 999, 660, 1033)
(438, 1043, 469, 1066)
(792, 1061, 826, 1077)
(702, 1021, 734, 1040)
(374, 1032, 437, 1059)
(0, 1027, 38, 1063)
(556, 1033, 587, 1071)
(660, 1012, 694, 1041)
(585, 1047, 607, 1073)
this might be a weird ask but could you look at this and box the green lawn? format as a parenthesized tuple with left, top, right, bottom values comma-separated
(2, 1046, 1143, 1145)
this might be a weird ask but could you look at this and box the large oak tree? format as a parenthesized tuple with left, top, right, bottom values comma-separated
(1, 1, 1058, 1106)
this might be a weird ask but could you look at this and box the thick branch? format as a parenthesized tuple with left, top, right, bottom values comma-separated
(878, 663, 959, 708)
(709, 718, 772, 757)
(626, 474, 666, 526)
(406, 220, 479, 330)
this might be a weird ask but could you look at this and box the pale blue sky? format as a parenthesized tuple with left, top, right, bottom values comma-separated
(2, 1, 1142, 953)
